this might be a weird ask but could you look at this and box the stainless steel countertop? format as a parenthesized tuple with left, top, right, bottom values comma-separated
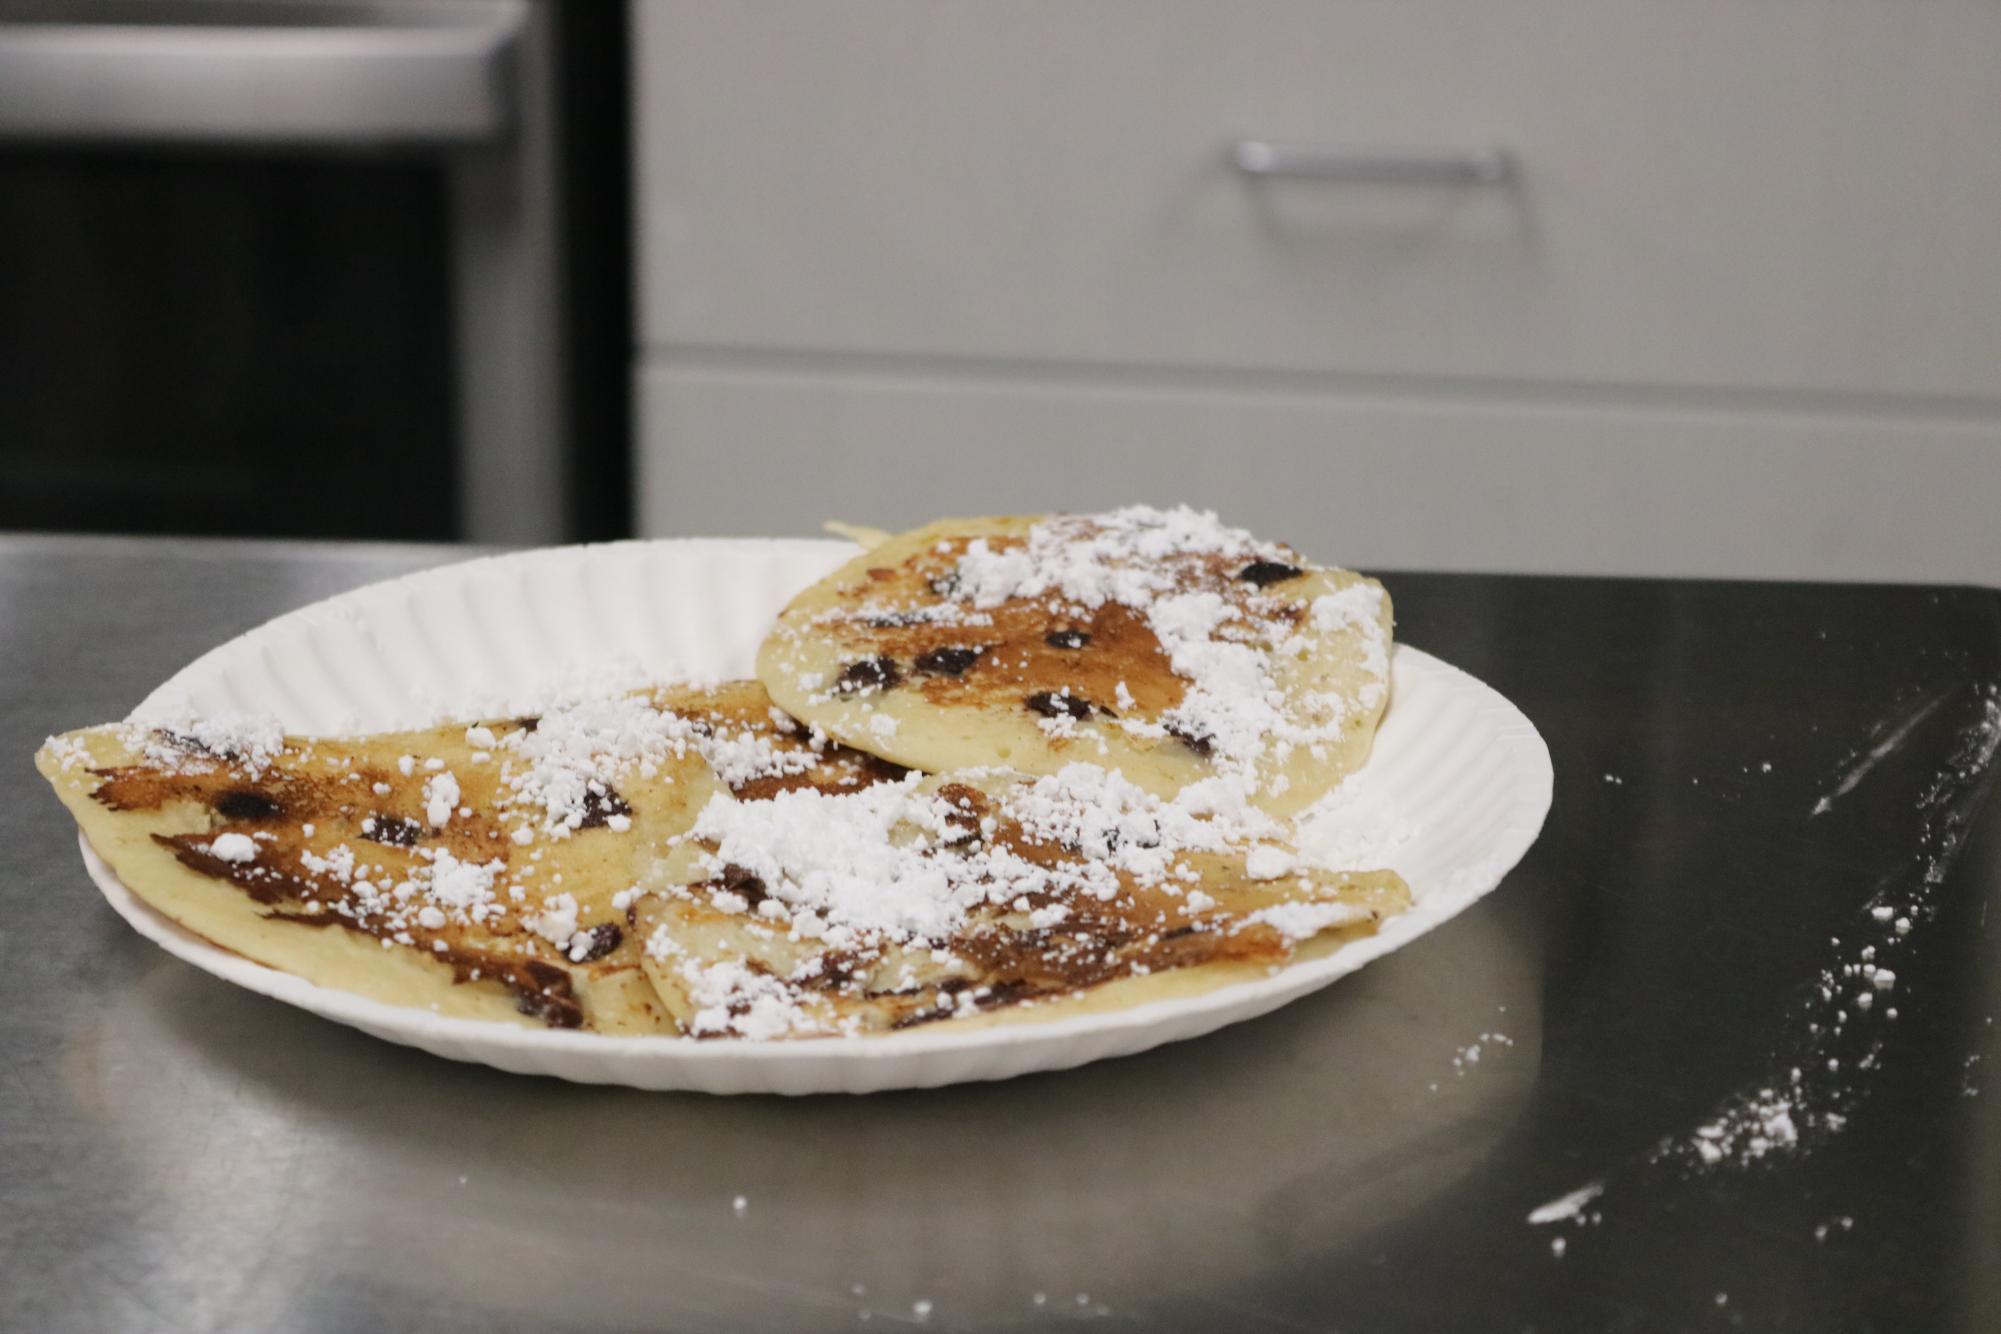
(5, 534, 1999, 1333)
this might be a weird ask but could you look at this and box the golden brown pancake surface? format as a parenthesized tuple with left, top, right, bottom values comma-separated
(37, 681, 901, 1031)
(633, 763, 1409, 1040)
(759, 508, 1394, 817)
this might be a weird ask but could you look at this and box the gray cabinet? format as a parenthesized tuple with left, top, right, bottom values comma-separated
(631, 1, 2001, 578)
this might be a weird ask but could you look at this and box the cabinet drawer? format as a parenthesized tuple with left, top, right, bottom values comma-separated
(637, 358, 2001, 582)
(635, 0, 2001, 400)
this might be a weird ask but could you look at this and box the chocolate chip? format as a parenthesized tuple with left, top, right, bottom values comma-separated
(890, 1007, 955, 1031)
(522, 960, 568, 988)
(928, 571, 962, 597)
(915, 645, 984, 676)
(1044, 629, 1091, 650)
(1026, 691, 1095, 721)
(933, 783, 989, 846)
(361, 814, 425, 847)
(215, 790, 282, 821)
(720, 863, 769, 907)
(568, 922, 623, 963)
(514, 961, 585, 1028)
(971, 979, 1040, 1010)
(834, 656, 901, 696)
(1165, 722, 1215, 758)
(577, 783, 632, 829)
(861, 755, 912, 784)
(813, 952, 861, 988)
(1238, 560, 1304, 587)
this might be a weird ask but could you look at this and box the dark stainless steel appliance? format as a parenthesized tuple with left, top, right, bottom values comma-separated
(0, 0, 626, 543)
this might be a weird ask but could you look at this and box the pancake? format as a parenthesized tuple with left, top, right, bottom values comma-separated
(758, 507, 1393, 816)
(630, 763, 1409, 1039)
(639, 679, 911, 801)
(40, 514, 1411, 1047)
(36, 680, 902, 1031)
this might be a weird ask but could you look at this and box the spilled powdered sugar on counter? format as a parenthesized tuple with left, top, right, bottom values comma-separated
(1810, 688, 1951, 818)
(1654, 683, 2001, 1173)
(1528, 1179, 1605, 1226)
(1528, 682, 2001, 1256)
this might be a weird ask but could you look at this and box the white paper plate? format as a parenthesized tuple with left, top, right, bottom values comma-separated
(79, 538, 1552, 1095)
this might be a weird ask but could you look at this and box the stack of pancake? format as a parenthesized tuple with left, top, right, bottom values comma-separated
(38, 508, 1405, 1038)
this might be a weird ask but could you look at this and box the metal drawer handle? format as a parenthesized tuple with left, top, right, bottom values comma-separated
(1232, 139, 1515, 185)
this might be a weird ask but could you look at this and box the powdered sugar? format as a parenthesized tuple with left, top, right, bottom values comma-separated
(208, 832, 259, 864)
(1003, 763, 1281, 889)
(1244, 900, 1371, 939)
(1451, 1030, 1516, 1074)
(422, 850, 505, 921)
(387, 653, 684, 739)
(130, 713, 287, 777)
(953, 507, 1266, 612)
(1527, 1180, 1605, 1226)
(652, 754, 1407, 1037)
(423, 771, 460, 827)
(682, 776, 981, 943)
(491, 692, 844, 837)
(496, 695, 699, 836)
(689, 722, 821, 790)
(1656, 686, 2001, 1172)
(1520, 682, 2001, 1269)
(1244, 845, 1296, 881)
(1311, 585, 1390, 682)
(1685, 1088, 1802, 1165)
(676, 761, 1296, 951)
(43, 733, 92, 771)
(1292, 774, 1419, 871)
(527, 892, 581, 948)
(944, 506, 1389, 800)
(680, 764, 1259, 945)
(679, 958, 823, 1040)
(298, 843, 356, 883)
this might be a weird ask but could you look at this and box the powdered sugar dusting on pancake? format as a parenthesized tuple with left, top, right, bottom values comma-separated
(760, 507, 1394, 815)
(636, 761, 1408, 1039)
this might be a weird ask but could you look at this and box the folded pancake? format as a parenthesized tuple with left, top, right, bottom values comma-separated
(631, 763, 1409, 1040)
(758, 507, 1393, 817)
(36, 680, 904, 1031)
